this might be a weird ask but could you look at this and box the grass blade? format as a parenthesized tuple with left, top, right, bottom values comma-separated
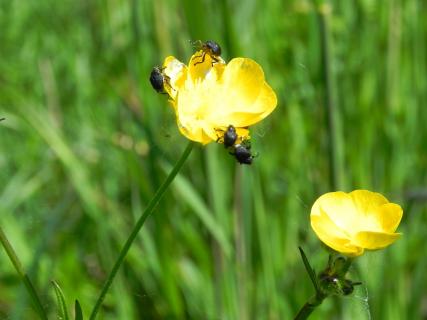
(52, 280, 70, 320)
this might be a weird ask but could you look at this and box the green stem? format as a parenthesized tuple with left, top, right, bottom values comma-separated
(294, 292, 327, 320)
(295, 253, 355, 319)
(296, 247, 327, 320)
(341, 257, 353, 275)
(318, 1, 343, 191)
(89, 141, 194, 320)
(0, 227, 48, 320)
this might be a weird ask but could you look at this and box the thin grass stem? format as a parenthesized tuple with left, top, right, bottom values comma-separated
(318, 2, 343, 190)
(89, 141, 194, 320)
(0, 227, 48, 320)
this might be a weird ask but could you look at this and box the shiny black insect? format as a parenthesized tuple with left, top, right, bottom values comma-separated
(223, 125, 237, 148)
(149, 66, 168, 93)
(232, 141, 254, 165)
(193, 40, 222, 66)
(216, 124, 256, 165)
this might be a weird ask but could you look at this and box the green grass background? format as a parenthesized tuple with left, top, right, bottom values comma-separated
(1, 0, 426, 319)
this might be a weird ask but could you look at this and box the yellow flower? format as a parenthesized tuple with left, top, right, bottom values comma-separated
(310, 190, 403, 256)
(161, 51, 277, 144)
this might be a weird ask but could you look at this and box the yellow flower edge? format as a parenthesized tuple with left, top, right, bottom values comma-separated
(162, 54, 277, 144)
(310, 190, 403, 257)
(162, 56, 187, 101)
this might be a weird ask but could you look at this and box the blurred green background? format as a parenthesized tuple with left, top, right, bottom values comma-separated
(1, 0, 426, 319)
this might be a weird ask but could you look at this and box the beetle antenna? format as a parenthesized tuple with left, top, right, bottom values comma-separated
(189, 39, 202, 49)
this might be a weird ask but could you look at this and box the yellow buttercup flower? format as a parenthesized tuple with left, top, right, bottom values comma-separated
(161, 51, 277, 144)
(310, 190, 403, 257)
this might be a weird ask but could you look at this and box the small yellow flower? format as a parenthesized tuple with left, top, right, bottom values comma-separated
(310, 190, 403, 256)
(161, 51, 277, 144)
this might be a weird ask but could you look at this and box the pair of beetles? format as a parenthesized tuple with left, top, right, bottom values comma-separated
(149, 40, 255, 165)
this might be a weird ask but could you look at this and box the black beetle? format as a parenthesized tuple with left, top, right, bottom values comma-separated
(232, 143, 254, 165)
(149, 66, 168, 93)
(193, 40, 222, 66)
(223, 125, 238, 148)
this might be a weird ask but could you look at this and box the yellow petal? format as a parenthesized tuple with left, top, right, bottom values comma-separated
(251, 82, 278, 118)
(376, 203, 403, 233)
(311, 192, 359, 234)
(349, 190, 388, 216)
(209, 111, 262, 129)
(201, 121, 219, 143)
(176, 117, 212, 144)
(349, 190, 393, 232)
(163, 56, 187, 100)
(214, 58, 278, 123)
(216, 82, 277, 127)
(188, 51, 226, 83)
(206, 60, 277, 128)
(310, 190, 403, 256)
(311, 213, 364, 256)
(354, 231, 402, 250)
(174, 80, 218, 144)
(220, 58, 264, 106)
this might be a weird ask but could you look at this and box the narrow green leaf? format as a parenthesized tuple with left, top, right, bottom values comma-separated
(51, 280, 70, 320)
(298, 247, 319, 292)
(0, 226, 48, 319)
(75, 300, 83, 320)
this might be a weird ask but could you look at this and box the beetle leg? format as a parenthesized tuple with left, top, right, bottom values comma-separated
(193, 52, 207, 66)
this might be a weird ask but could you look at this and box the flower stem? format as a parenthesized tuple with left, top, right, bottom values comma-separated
(295, 247, 327, 320)
(0, 227, 48, 320)
(295, 250, 356, 319)
(89, 141, 194, 320)
(294, 292, 327, 320)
